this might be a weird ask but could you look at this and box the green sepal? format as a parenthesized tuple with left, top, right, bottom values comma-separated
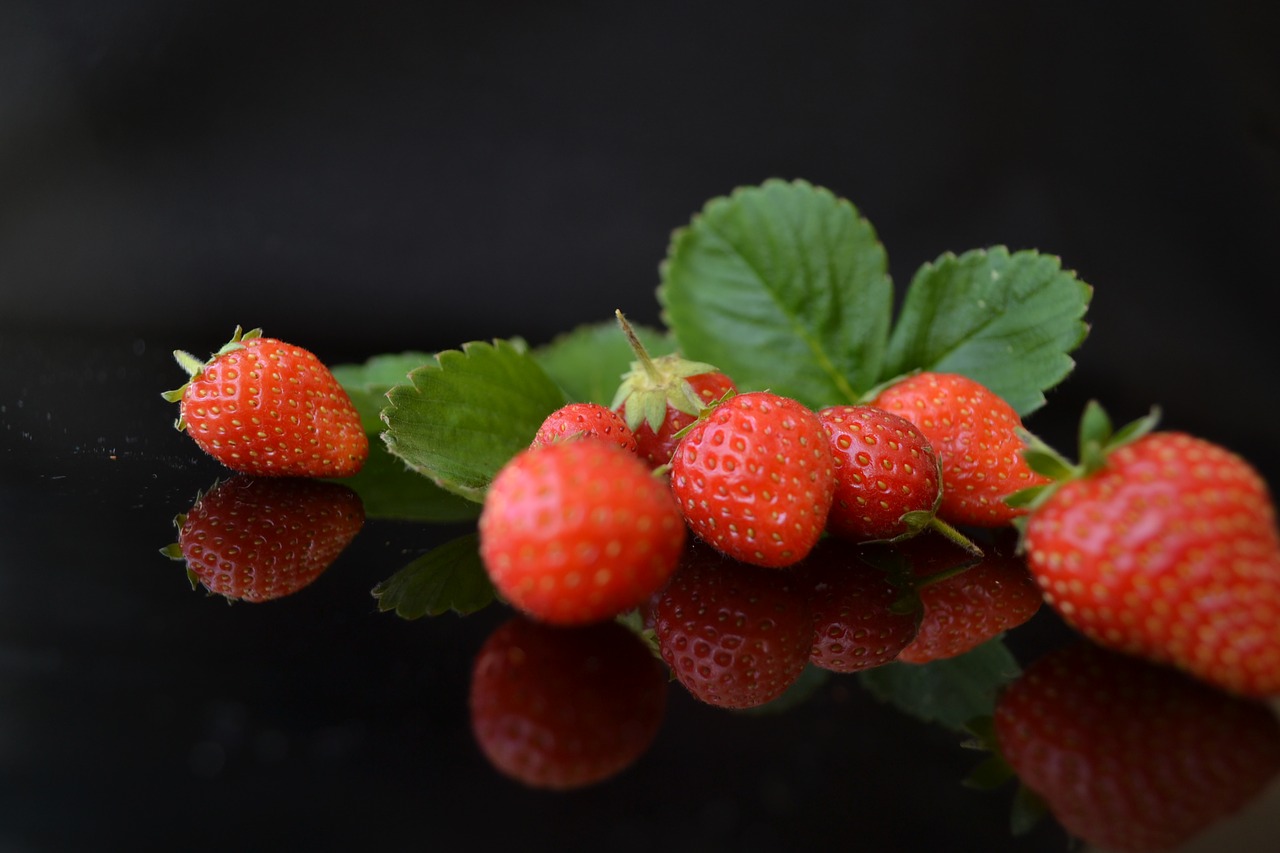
(159, 542, 184, 560)
(161, 325, 262, 403)
(1009, 784, 1049, 836)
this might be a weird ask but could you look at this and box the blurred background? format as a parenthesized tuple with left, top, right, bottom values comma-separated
(2, 0, 1278, 466)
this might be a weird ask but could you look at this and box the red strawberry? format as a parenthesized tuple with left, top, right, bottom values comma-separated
(871, 372, 1049, 527)
(163, 475, 365, 602)
(469, 615, 668, 790)
(611, 310, 737, 469)
(670, 391, 836, 568)
(893, 531, 1042, 664)
(531, 402, 637, 453)
(1020, 406, 1280, 697)
(795, 538, 920, 673)
(992, 641, 1280, 852)
(478, 439, 686, 626)
(163, 326, 368, 478)
(650, 542, 812, 708)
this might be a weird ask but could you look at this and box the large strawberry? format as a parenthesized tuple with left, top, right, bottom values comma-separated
(531, 401, 637, 453)
(1018, 403, 1280, 697)
(990, 641, 1280, 852)
(163, 326, 368, 477)
(670, 391, 835, 568)
(871, 372, 1049, 527)
(650, 541, 812, 709)
(469, 616, 668, 790)
(610, 310, 737, 469)
(478, 439, 686, 626)
(162, 475, 365, 602)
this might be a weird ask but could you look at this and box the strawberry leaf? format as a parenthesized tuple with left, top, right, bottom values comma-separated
(334, 442, 480, 522)
(659, 179, 892, 409)
(882, 247, 1092, 416)
(532, 319, 675, 405)
(382, 340, 568, 501)
(332, 351, 437, 434)
(857, 639, 1021, 731)
(371, 533, 494, 618)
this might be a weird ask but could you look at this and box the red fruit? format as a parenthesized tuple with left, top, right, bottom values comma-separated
(610, 310, 737, 469)
(894, 532, 1042, 664)
(795, 539, 920, 673)
(469, 616, 668, 790)
(818, 404, 943, 541)
(871, 372, 1048, 527)
(478, 440, 686, 626)
(994, 641, 1280, 852)
(531, 402, 637, 453)
(164, 327, 368, 478)
(1023, 429, 1280, 697)
(650, 543, 812, 708)
(670, 391, 836, 568)
(164, 475, 365, 602)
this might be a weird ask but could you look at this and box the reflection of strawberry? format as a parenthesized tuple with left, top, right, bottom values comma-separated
(993, 641, 1280, 853)
(893, 532, 1041, 664)
(650, 542, 811, 708)
(794, 539, 920, 673)
(469, 616, 668, 790)
(165, 476, 365, 602)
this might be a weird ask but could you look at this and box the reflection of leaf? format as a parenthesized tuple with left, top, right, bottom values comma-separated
(533, 320, 675, 404)
(371, 533, 495, 618)
(335, 442, 479, 522)
(857, 639, 1021, 730)
(332, 351, 436, 433)
(382, 340, 568, 502)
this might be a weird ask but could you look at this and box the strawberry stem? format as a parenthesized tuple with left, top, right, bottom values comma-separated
(925, 516, 984, 557)
(615, 309, 664, 384)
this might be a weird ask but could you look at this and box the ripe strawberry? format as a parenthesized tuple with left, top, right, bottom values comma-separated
(670, 391, 835, 568)
(478, 439, 686, 626)
(650, 541, 812, 708)
(610, 310, 737, 469)
(795, 538, 920, 673)
(163, 326, 368, 478)
(162, 475, 365, 602)
(469, 615, 668, 790)
(871, 372, 1049, 527)
(992, 641, 1280, 852)
(531, 402, 637, 453)
(893, 531, 1042, 664)
(1019, 406, 1280, 697)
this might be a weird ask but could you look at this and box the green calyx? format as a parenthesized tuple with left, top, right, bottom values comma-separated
(160, 326, 263, 428)
(610, 309, 723, 433)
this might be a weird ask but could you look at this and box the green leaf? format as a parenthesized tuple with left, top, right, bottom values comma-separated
(382, 340, 568, 501)
(332, 351, 437, 434)
(371, 533, 495, 618)
(532, 320, 676, 405)
(882, 247, 1092, 416)
(659, 179, 892, 409)
(857, 639, 1021, 731)
(334, 442, 480, 522)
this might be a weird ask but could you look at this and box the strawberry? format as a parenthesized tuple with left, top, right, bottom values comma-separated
(162, 475, 365, 602)
(670, 390, 836, 568)
(871, 372, 1049, 527)
(469, 615, 668, 790)
(650, 541, 812, 708)
(991, 641, 1280, 852)
(794, 538, 920, 673)
(478, 439, 686, 626)
(531, 401, 637, 453)
(893, 531, 1042, 664)
(1018, 403, 1280, 697)
(610, 310, 737, 469)
(163, 326, 368, 478)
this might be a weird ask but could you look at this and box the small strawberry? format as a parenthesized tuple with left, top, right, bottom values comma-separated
(163, 326, 368, 478)
(531, 401, 637, 453)
(990, 641, 1280, 852)
(871, 372, 1049, 527)
(670, 391, 836, 568)
(610, 310, 737, 469)
(794, 538, 920, 674)
(893, 531, 1042, 664)
(1017, 403, 1280, 697)
(650, 541, 812, 709)
(162, 475, 365, 602)
(469, 615, 668, 790)
(478, 439, 686, 626)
